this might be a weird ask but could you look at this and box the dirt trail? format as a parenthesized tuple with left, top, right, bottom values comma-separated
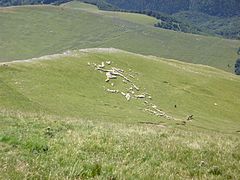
(0, 48, 121, 65)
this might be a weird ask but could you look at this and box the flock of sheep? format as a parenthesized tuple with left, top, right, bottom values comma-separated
(88, 60, 174, 120)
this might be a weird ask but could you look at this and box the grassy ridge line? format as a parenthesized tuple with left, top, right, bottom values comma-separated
(0, 48, 119, 66)
(0, 4, 239, 72)
(61, 1, 158, 26)
(147, 55, 240, 82)
(1, 47, 238, 81)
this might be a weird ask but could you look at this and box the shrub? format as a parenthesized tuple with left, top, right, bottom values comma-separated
(235, 59, 240, 75)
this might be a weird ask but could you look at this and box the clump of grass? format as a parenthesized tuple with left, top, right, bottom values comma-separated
(208, 166, 222, 176)
(24, 137, 49, 154)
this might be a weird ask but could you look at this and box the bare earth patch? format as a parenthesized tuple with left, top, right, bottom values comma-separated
(0, 8, 16, 14)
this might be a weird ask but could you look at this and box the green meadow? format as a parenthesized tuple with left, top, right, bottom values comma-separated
(0, 49, 240, 179)
(0, 1, 240, 179)
(0, 1, 239, 72)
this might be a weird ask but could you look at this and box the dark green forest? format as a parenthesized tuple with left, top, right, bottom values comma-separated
(1, 0, 239, 39)
(105, 0, 240, 17)
(0, 0, 69, 6)
(1, 0, 239, 17)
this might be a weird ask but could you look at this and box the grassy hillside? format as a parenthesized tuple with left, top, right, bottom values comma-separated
(61, 1, 158, 26)
(0, 2, 239, 72)
(79, 0, 240, 39)
(0, 49, 240, 179)
(1, 0, 239, 39)
(1, 48, 240, 132)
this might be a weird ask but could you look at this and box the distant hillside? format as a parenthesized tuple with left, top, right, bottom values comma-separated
(80, 0, 240, 39)
(1, 0, 239, 17)
(1, 0, 239, 39)
(0, 4, 239, 72)
(0, 0, 69, 6)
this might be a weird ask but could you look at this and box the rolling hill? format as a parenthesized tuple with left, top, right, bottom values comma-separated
(0, 48, 240, 179)
(1, 0, 240, 39)
(0, 2, 240, 179)
(1, 48, 240, 132)
(0, 2, 239, 72)
(79, 0, 240, 39)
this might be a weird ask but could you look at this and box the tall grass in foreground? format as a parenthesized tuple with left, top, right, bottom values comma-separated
(0, 112, 239, 179)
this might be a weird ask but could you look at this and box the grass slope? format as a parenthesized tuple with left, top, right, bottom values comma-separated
(0, 49, 240, 179)
(0, 2, 239, 72)
(1, 49, 240, 132)
(61, 1, 158, 26)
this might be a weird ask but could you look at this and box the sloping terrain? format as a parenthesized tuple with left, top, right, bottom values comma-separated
(61, 1, 158, 26)
(79, 0, 240, 39)
(0, 2, 239, 72)
(0, 48, 240, 179)
(1, 0, 240, 39)
(0, 2, 240, 179)
(1, 49, 240, 132)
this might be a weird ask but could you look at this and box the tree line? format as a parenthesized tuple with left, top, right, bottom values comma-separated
(2, 0, 239, 18)
(105, 0, 240, 17)
(236, 48, 240, 75)
(0, 0, 70, 6)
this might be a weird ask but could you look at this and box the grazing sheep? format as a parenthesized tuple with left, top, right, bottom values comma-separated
(122, 79, 128, 83)
(121, 92, 131, 101)
(121, 92, 126, 96)
(97, 62, 105, 69)
(132, 84, 139, 91)
(129, 74, 135, 78)
(112, 67, 124, 73)
(187, 115, 194, 121)
(125, 93, 131, 101)
(106, 89, 119, 93)
(135, 94, 145, 98)
(106, 61, 111, 65)
(91, 61, 175, 121)
(105, 72, 117, 82)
